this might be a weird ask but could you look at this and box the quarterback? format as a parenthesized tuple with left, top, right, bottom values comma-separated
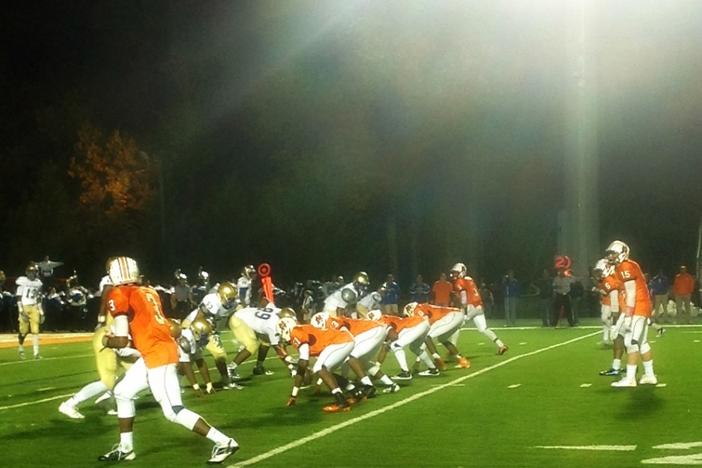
(99, 256, 238, 464)
(606, 241, 658, 387)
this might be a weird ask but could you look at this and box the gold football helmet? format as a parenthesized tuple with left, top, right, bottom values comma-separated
(190, 317, 213, 341)
(279, 307, 296, 319)
(168, 319, 182, 338)
(242, 265, 255, 279)
(218, 281, 238, 308)
(354, 271, 369, 286)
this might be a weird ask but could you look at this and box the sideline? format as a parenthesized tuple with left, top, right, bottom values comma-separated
(229, 330, 600, 467)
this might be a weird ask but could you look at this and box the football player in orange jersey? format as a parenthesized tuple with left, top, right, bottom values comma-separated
(605, 242, 658, 387)
(592, 258, 626, 377)
(406, 302, 470, 375)
(98, 257, 239, 464)
(449, 263, 508, 356)
(281, 318, 355, 413)
(367, 309, 431, 381)
(312, 312, 400, 394)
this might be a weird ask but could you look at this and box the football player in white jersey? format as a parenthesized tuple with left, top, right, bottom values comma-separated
(183, 282, 240, 389)
(174, 317, 215, 395)
(356, 286, 385, 318)
(236, 265, 256, 306)
(227, 305, 297, 379)
(322, 272, 370, 317)
(59, 268, 141, 419)
(16, 263, 44, 359)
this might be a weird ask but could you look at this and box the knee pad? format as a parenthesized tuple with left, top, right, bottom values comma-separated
(640, 342, 651, 354)
(626, 340, 640, 354)
(173, 407, 200, 430)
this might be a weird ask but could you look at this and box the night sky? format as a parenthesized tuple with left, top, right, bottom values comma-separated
(2, 0, 702, 288)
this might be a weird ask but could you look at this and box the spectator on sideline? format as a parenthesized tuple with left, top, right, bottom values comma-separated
(648, 269, 671, 322)
(432, 273, 453, 306)
(552, 269, 575, 327)
(534, 269, 553, 327)
(171, 270, 193, 319)
(502, 270, 519, 326)
(409, 274, 430, 303)
(382, 274, 401, 316)
(672, 265, 695, 323)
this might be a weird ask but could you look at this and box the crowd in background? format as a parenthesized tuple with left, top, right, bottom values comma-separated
(0, 259, 699, 333)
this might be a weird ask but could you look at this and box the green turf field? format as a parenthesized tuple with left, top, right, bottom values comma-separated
(1, 321, 700, 467)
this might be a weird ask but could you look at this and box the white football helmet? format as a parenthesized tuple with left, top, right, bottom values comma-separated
(592, 258, 613, 280)
(366, 309, 382, 321)
(107, 257, 140, 285)
(277, 316, 297, 342)
(403, 302, 419, 317)
(605, 240, 630, 264)
(449, 262, 467, 280)
(310, 312, 330, 329)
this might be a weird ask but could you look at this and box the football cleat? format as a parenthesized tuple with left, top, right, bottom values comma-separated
(393, 370, 412, 381)
(639, 374, 658, 385)
(227, 367, 241, 381)
(253, 365, 273, 376)
(59, 401, 85, 419)
(611, 378, 637, 388)
(497, 345, 509, 356)
(322, 403, 351, 413)
(656, 327, 666, 337)
(382, 383, 401, 394)
(456, 357, 471, 369)
(222, 381, 244, 390)
(18, 349, 25, 360)
(599, 368, 621, 376)
(207, 439, 239, 464)
(98, 444, 135, 462)
(418, 368, 440, 377)
(34, 354, 42, 360)
(434, 358, 447, 371)
(360, 385, 377, 399)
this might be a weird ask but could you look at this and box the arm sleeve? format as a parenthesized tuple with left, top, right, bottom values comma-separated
(298, 343, 310, 361)
(624, 281, 636, 309)
(113, 314, 129, 337)
(609, 290, 619, 312)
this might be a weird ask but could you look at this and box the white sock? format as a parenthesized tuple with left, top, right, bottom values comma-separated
(32, 335, 39, 355)
(392, 348, 409, 372)
(602, 326, 610, 342)
(18, 345, 24, 352)
(360, 376, 373, 386)
(642, 359, 655, 377)
(495, 339, 504, 348)
(378, 375, 393, 386)
(419, 351, 435, 369)
(612, 358, 621, 370)
(626, 364, 637, 381)
(120, 432, 134, 451)
(69, 381, 109, 407)
(207, 427, 234, 445)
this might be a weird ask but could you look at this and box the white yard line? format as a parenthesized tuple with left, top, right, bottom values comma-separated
(654, 442, 702, 450)
(228, 330, 599, 467)
(0, 393, 75, 411)
(0, 353, 94, 367)
(534, 445, 637, 451)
